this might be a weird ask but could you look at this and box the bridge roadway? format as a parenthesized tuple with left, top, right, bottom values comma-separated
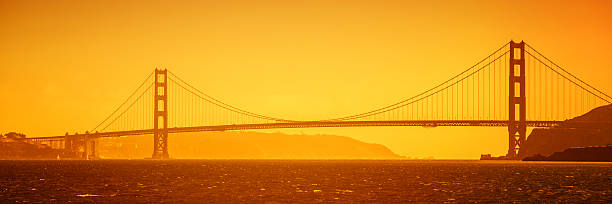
(23, 120, 612, 141)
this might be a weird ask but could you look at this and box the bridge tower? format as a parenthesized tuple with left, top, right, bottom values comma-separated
(507, 41, 526, 159)
(153, 69, 169, 159)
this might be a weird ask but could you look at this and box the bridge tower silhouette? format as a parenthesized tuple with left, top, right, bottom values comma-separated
(153, 69, 169, 159)
(508, 41, 526, 158)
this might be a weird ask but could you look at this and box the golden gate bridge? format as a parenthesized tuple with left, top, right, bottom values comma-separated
(23, 41, 612, 159)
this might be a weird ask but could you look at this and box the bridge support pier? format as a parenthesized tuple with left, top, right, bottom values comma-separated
(63, 133, 98, 159)
(507, 41, 526, 159)
(152, 69, 170, 159)
(85, 138, 98, 160)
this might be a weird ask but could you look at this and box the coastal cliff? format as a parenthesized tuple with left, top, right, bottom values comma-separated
(518, 104, 612, 159)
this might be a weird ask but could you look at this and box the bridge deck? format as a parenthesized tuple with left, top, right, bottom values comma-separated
(23, 120, 589, 141)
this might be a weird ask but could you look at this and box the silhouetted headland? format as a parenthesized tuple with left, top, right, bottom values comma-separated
(519, 104, 612, 160)
(0, 132, 62, 159)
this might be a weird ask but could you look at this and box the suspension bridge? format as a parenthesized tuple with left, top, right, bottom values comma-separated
(23, 41, 612, 159)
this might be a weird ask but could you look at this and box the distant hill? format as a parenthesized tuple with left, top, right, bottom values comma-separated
(518, 104, 612, 159)
(567, 104, 612, 122)
(99, 132, 404, 159)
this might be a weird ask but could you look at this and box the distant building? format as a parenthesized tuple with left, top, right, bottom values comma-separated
(3, 132, 26, 140)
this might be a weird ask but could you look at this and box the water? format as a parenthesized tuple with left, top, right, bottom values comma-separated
(1, 160, 610, 203)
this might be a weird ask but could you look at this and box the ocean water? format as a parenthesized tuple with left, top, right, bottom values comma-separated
(0, 160, 610, 203)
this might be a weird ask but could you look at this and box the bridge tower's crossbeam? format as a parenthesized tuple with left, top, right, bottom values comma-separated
(153, 69, 169, 159)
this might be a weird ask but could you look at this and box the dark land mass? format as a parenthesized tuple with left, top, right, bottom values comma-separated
(0, 133, 61, 159)
(518, 104, 612, 160)
(99, 132, 404, 159)
(523, 145, 612, 162)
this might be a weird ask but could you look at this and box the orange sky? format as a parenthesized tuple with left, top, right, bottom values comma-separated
(1, 0, 612, 159)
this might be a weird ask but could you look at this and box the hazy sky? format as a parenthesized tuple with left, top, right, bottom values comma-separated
(1, 0, 611, 158)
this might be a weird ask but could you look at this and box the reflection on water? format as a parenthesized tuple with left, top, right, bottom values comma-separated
(1, 160, 610, 202)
